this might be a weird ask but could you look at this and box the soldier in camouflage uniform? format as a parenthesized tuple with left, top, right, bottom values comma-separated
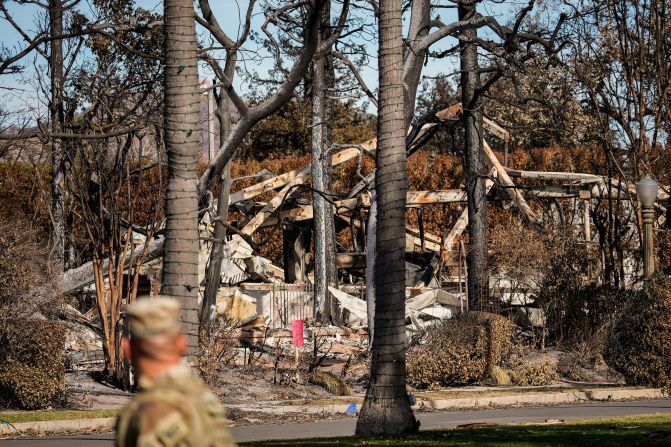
(116, 297, 236, 447)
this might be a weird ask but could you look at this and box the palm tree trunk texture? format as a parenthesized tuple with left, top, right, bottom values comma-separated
(459, 1, 488, 310)
(161, 0, 201, 363)
(355, 0, 418, 435)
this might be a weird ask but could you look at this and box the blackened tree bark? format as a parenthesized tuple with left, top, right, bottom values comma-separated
(312, 0, 338, 323)
(198, 0, 243, 338)
(162, 0, 201, 363)
(459, 1, 488, 310)
(49, 0, 65, 270)
(402, 0, 430, 129)
(355, 0, 418, 435)
(283, 222, 312, 283)
(365, 191, 377, 338)
(201, 87, 232, 337)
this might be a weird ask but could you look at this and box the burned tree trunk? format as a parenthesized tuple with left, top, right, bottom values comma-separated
(201, 82, 234, 338)
(312, 1, 338, 323)
(356, 0, 418, 435)
(201, 161, 231, 335)
(459, 0, 488, 310)
(49, 0, 65, 270)
(161, 0, 201, 363)
(365, 192, 377, 338)
(284, 222, 312, 283)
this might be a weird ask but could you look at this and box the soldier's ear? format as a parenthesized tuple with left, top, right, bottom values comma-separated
(176, 334, 188, 356)
(122, 337, 132, 360)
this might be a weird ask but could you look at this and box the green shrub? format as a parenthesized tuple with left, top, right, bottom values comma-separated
(0, 319, 66, 409)
(406, 312, 514, 389)
(604, 275, 671, 390)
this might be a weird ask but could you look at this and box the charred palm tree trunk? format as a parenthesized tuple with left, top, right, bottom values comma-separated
(161, 0, 201, 363)
(355, 0, 418, 435)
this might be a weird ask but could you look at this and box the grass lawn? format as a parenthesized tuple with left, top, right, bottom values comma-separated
(243, 414, 671, 447)
(0, 409, 119, 424)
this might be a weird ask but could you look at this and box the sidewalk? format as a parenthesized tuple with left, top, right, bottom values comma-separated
(1, 385, 666, 437)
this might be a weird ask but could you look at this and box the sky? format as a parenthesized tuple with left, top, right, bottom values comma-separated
(0, 0, 526, 123)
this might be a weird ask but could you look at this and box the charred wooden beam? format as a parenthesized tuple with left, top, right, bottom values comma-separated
(505, 169, 603, 184)
(406, 190, 466, 204)
(483, 116, 510, 143)
(336, 252, 367, 269)
(230, 143, 376, 204)
(483, 140, 541, 227)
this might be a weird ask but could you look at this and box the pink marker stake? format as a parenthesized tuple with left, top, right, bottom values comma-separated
(291, 320, 304, 383)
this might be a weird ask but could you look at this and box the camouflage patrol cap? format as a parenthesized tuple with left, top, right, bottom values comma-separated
(125, 297, 181, 338)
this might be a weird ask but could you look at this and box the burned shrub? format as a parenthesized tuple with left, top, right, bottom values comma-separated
(604, 275, 671, 390)
(541, 285, 631, 353)
(0, 217, 61, 319)
(533, 236, 600, 346)
(487, 365, 512, 386)
(656, 229, 671, 275)
(199, 317, 240, 384)
(0, 361, 65, 410)
(309, 371, 351, 396)
(406, 312, 514, 389)
(0, 319, 66, 409)
(556, 353, 593, 382)
(510, 359, 558, 386)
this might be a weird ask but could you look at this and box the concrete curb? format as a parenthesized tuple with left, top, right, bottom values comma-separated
(415, 387, 666, 410)
(228, 387, 667, 415)
(1, 387, 665, 437)
(0, 417, 116, 437)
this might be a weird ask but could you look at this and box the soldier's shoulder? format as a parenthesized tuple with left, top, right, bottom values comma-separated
(117, 398, 190, 447)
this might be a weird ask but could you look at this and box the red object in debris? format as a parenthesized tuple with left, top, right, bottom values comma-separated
(292, 319, 304, 346)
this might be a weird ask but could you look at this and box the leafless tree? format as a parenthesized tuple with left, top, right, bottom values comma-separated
(196, 0, 334, 204)
(196, 0, 254, 338)
(560, 0, 670, 285)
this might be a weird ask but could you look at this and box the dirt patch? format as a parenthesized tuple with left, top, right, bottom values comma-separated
(226, 407, 355, 427)
(65, 372, 131, 409)
(209, 365, 348, 404)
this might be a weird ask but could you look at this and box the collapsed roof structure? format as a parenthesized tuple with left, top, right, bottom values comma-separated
(61, 105, 669, 330)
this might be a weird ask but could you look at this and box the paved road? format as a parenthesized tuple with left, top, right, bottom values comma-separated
(4, 399, 671, 446)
